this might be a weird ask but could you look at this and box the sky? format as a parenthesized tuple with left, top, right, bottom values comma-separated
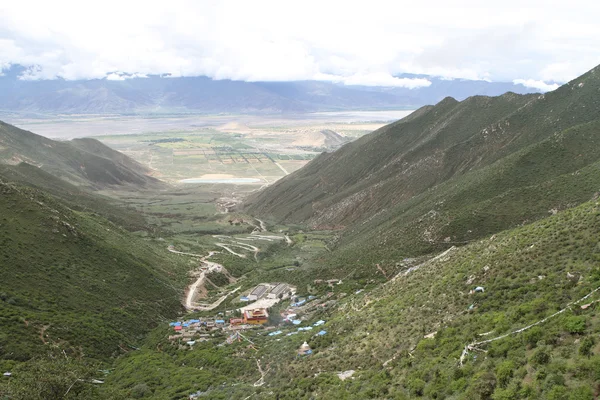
(1, 0, 599, 90)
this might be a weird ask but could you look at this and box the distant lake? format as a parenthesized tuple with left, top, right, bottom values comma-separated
(179, 178, 262, 184)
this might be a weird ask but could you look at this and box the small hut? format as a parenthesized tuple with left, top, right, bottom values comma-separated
(297, 341, 312, 356)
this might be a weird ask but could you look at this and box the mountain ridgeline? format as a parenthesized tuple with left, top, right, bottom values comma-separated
(245, 64, 600, 268)
(0, 121, 160, 189)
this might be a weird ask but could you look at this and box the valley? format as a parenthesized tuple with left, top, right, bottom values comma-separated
(2, 65, 600, 400)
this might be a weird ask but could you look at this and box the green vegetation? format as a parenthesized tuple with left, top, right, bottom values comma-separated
(246, 65, 600, 278)
(0, 178, 190, 394)
(0, 162, 147, 229)
(4, 65, 600, 399)
(103, 199, 600, 399)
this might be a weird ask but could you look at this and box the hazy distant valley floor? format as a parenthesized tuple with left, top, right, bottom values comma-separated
(4, 110, 412, 184)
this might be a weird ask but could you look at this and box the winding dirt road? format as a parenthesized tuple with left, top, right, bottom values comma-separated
(168, 247, 239, 310)
(168, 218, 290, 310)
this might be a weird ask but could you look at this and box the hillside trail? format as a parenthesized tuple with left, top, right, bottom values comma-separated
(167, 246, 235, 310)
(215, 243, 247, 258)
(40, 324, 51, 344)
(255, 218, 267, 232)
(253, 359, 270, 387)
(170, 217, 290, 310)
(220, 240, 261, 260)
(459, 284, 600, 366)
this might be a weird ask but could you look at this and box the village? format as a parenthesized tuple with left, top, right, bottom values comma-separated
(167, 281, 338, 350)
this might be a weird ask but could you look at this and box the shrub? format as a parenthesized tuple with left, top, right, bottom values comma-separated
(544, 373, 565, 390)
(523, 326, 543, 348)
(546, 385, 568, 400)
(131, 383, 152, 398)
(470, 371, 497, 399)
(564, 316, 586, 334)
(406, 378, 426, 396)
(532, 348, 551, 365)
(495, 360, 514, 387)
(578, 336, 595, 357)
(568, 386, 594, 400)
(492, 387, 518, 400)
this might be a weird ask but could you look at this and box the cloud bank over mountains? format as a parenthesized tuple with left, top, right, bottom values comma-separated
(1, 0, 599, 88)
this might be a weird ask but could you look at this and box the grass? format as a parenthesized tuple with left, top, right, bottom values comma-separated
(0, 180, 190, 366)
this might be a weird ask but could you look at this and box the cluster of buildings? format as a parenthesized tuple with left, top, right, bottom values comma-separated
(167, 308, 271, 346)
(226, 308, 270, 326)
(168, 319, 224, 346)
(169, 282, 342, 350)
(241, 283, 295, 302)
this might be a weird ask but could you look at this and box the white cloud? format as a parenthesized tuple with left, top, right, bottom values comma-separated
(0, 0, 599, 83)
(513, 79, 560, 92)
(105, 73, 125, 81)
(105, 72, 148, 81)
(337, 72, 431, 88)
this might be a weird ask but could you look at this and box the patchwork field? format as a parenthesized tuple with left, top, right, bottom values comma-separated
(5, 110, 413, 184)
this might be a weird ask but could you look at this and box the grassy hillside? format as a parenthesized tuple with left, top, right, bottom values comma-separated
(0, 179, 190, 368)
(0, 162, 147, 230)
(87, 198, 600, 399)
(250, 199, 600, 399)
(322, 118, 600, 275)
(244, 64, 600, 270)
(0, 120, 161, 188)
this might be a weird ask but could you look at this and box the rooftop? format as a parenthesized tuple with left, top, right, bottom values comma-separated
(269, 283, 288, 295)
(245, 308, 268, 318)
(250, 285, 268, 297)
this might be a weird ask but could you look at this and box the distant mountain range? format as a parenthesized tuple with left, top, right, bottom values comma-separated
(0, 65, 543, 115)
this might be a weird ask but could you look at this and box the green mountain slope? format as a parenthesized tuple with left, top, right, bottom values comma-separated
(0, 120, 161, 188)
(94, 199, 600, 399)
(0, 179, 189, 366)
(244, 65, 600, 265)
(0, 162, 147, 229)
(250, 199, 600, 399)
